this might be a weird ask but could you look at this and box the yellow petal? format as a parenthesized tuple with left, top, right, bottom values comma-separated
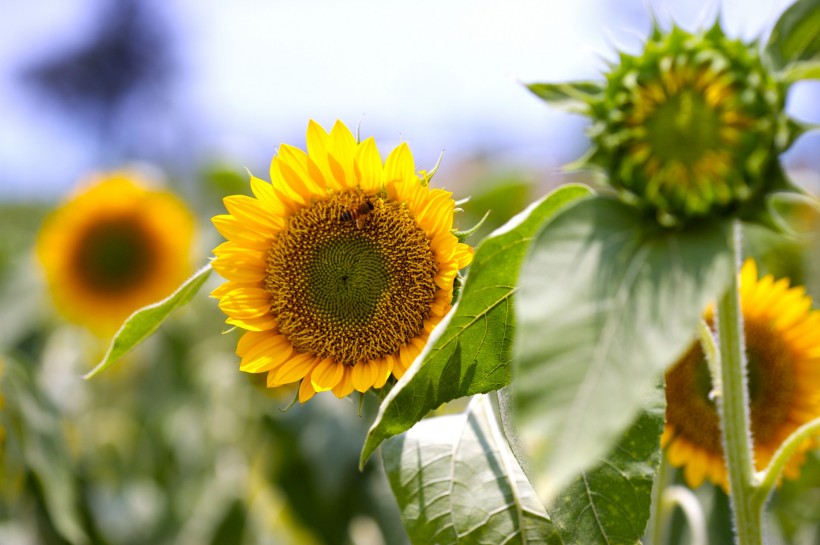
(217, 287, 272, 319)
(223, 194, 286, 233)
(311, 358, 345, 392)
(270, 352, 316, 386)
(279, 143, 325, 197)
(329, 121, 357, 166)
(384, 142, 415, 184)
(683, 449, 708, 488)
(236, 330, 272, 357)
(373, 356, 394, 388)
(298, 378, 318, 403)
(454, 242, 474, 269)
(354, 137, 383, 192)
(332, 366, 355, 398)
(306, 120, 339, 191)
(417, 189, 454, 236)
(270, 157, 308, 206)
(212, 215, 274, 249)
(239, 335, 293, 373)
(212, 243, 267, 284)
(226, 313, 277, 331)
(351, 360, 378, 392)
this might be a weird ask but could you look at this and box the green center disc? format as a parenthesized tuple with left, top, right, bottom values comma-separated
(306, 236, 389, 325)
(265, 190, 439, 365)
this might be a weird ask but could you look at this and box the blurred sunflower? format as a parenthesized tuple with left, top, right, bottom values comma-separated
(663, 260, 820, 489)
(37, 172, 195, 334)
(212, 120, 473, 402)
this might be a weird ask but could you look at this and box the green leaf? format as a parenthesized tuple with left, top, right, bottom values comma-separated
(526, 82, 603, 113)
(384, 395, 561, 545)
(548, 386, 665, 545)
(765, 0, 820, 71)
(360, 184, 593, 467)
(782, 60, 820, 82)
(513, 196, 732, 503)
(84, 264, 213, 379)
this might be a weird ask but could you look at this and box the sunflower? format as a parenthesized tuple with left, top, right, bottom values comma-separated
(211, 120, 474, 403)
(663, 260, 820, 489)
(37, 171, 195, 334)
(584, 26, 787, 225)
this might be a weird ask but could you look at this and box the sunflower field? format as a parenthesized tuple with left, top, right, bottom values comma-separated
(1, 1, 820, 544)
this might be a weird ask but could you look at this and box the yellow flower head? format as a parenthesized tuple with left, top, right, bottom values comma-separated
(211, 120, 474, 402)
(37, 171, 195, 334)
(663, 260, 820, 489)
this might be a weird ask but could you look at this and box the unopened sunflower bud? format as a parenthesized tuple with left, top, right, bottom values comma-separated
(587, 25, 788, 225)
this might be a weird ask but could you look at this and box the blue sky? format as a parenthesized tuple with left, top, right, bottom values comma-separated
(0, 0, 815, 200)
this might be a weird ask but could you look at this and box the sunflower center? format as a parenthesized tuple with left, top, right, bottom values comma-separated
(72, 217, 155, 293)
(745, 318, 798, 445)
(265, 190, 438, 365)
(666, 315, 801, 457)
(665, 342, 724, 454)
(306, 237, 389, 324)
(646, 90, 721, 164)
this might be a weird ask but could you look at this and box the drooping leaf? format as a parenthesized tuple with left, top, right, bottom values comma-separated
(765, 0, 820, 71)
(526, 82, 603, 113)
(384, 395, 561, 545)
(84, 263, 213, 379)
(548, 386, 665, 545)
(513, 196, 732, 503)
(360, 185, 592, 467)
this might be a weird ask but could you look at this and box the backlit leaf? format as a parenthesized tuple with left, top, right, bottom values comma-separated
(513, 196, 732, 503)
(526, 82, 603, 113)
(765, 0, 820, 71)
(84, 264, 213, 379)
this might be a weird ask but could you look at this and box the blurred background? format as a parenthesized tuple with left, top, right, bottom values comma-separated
(1, 0, 819, 544)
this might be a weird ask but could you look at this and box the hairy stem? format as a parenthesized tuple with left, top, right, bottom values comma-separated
(716, 221, 763, 545)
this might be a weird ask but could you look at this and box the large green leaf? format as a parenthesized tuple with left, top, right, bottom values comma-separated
(526, 82, 603, 113)
(84, 264, 213, 379)
(384, 395, 560, 545)
(548, 387, 665, 545)
(513, 196, 732, 503)
(765, 0, 820, 71)
(360, 185, 592, 467)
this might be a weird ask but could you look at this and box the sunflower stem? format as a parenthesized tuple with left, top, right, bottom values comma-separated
(754, 416, 820, 506)
(647, 453, 672, 545)
(698, 318, 721, 402)
(716, 221, 763, 545)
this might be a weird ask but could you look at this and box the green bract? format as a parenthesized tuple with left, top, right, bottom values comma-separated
(594, 25, 787, 223)
(529, 22, 811, 227)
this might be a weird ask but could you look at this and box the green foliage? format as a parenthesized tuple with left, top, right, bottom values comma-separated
(360, 185, 592, 467)
(547, 386, 665, 545)
(383, 395, 560, 545)
(2, 357, 89, 545)
(765, 0, 820, 71)
(513, 196, 733, 502)
(84, 264, 213, 379)
(526, 82, 602, 113)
